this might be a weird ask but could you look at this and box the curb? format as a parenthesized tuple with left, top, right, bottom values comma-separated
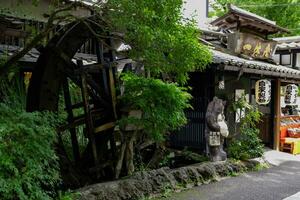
(77, 159, 266, 200)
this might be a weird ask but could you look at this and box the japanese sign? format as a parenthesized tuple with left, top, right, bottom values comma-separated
(234, 33, 277, 60)
(209, 132, 221, 146)
(285, 84, 298, 105)
(255, 79, 271, 105)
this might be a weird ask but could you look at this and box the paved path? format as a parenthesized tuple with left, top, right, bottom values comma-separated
(164, 150, 300, 200)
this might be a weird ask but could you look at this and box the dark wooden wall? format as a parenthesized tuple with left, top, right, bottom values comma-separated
(169, 71, 215, 150)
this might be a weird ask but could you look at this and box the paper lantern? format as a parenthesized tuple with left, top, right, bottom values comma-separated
(255, 79, 271, 105)
(285, 84, 298, 105)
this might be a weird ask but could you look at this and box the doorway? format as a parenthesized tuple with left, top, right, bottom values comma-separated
(169, 71, 215, 151)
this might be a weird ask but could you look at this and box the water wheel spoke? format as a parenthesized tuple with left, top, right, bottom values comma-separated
(62, 77, 81, 163)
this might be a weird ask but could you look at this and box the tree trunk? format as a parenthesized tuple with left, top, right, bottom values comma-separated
(115, 140, 126, 179)
(114, 130, 137, 178)
(125, 131, 136, 175)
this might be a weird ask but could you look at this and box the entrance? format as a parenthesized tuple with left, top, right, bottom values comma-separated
(169, 71, 215, 150)
(250, 79, 275, 148)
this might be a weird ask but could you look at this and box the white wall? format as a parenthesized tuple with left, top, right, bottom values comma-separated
(182, 0, 208, 28)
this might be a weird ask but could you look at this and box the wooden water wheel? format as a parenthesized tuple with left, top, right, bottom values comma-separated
(26, 19, 129, 185)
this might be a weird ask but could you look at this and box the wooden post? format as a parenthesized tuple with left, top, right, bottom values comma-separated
(273, 78, 281, 150)
(62, 78, 81, 163)
(77, 60, 99, 167)
(107, 38, 117, 166)
(108, 66, 117, 119)
(95, 42, 109, 96)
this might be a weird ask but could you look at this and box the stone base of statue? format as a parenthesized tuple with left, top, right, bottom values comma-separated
(209, 146, 227, 162)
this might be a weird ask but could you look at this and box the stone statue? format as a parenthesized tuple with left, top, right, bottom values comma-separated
(205, 97, 229, 162)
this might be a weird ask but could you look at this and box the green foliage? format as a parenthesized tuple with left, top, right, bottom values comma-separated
(0, 81, 61, 200)
(252, 162, 269, 171)
(57, 191, 79, 200)
(0, 104, 61, 200)
(158, 152, 174, 167)
(210, 0, 300, 36)
(107, 0, 211, 83)
(228, 97, 264, 160)
(119, 73, 192, 141)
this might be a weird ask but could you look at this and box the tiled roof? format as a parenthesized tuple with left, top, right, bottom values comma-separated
(229, 4, 276, 26)
(273, 36, 300, 50)
(0, 44, 132, 72)
(210, 4, 289, 34)
(212, 49, 300, 79)
(67, 0, 103, 6)
(0, 44, 98, 64)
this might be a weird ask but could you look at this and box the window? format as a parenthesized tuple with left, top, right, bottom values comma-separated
(273, 54, 280, 64)
(281, 54, 291, 66)
(296, 53, 300, 69)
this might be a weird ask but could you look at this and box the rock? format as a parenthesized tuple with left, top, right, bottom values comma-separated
(77, 159, 265, 200)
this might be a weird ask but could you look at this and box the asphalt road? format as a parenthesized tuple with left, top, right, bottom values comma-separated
(164, 160, 300, 200)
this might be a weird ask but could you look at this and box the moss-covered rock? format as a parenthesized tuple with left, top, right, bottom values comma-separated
(77, 159, 263, 200)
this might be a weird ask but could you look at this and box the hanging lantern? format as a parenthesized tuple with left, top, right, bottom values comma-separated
(285, 84, 298, 105)
(255, 79, 271, 105)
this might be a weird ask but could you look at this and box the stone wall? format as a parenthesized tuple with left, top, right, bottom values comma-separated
(77, 159, 262, 200)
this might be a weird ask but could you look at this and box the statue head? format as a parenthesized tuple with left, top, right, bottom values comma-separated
(206, 96, 226, 116)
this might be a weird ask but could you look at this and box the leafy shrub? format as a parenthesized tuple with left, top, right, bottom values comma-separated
(228, 98, 264, 160)
(0, 80, 61, 200)
(119, 73, 192, 141)
(0, 104, 61, 200)
(228, 127, 264, 160)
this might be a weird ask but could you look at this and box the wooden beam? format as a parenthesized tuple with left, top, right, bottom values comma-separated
(78, 60, 100, 167)
(108, 66, 118, 119)
(95, 42, 109, 96)
(273, 78, 281, 150)
(94, 122, 116, 134)
(62, 78, 80, 163)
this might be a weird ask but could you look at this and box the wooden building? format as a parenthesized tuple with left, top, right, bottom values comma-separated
(171, 4, 300, 153)
(0, 0, 98, 86)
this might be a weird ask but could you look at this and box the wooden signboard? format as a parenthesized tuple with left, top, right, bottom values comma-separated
(255, 79, 272, 105)
(230, 32, 277, 60)
(209, 132, 221, 146)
